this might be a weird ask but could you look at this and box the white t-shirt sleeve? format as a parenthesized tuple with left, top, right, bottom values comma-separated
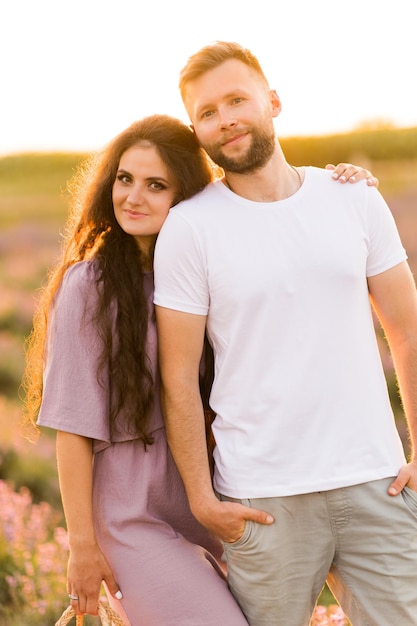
(154, 209, 209, 315)
(365, 187, 407, 276)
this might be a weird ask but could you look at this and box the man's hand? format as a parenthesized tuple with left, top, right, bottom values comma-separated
(388, 460, 417, 496)
(193, 497, 274, 543)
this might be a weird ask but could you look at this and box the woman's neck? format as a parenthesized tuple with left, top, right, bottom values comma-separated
(134, 236, 155, 271)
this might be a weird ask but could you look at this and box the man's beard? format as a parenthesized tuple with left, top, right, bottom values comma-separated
(203, 125, 276, 174)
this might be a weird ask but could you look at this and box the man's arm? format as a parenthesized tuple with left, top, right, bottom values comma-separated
(155, 305, 274, 542)
(368, 261, 417, 493)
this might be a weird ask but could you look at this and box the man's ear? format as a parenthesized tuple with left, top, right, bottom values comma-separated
(270, 89, 282, 118)
(190, 123, 200, 144)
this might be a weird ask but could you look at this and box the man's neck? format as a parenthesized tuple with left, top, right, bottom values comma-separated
(222, 148, 303, 203)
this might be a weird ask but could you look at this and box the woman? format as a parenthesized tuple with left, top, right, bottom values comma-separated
(22, 114, 377, 625)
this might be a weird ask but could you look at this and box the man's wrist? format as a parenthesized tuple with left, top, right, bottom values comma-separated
(189, 491, 220, 522)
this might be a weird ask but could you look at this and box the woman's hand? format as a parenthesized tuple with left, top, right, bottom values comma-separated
(67, 544, 122, 615)
(326, 163, 379, 187)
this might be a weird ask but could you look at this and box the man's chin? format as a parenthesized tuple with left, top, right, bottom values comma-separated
(210, 152, 250, 174)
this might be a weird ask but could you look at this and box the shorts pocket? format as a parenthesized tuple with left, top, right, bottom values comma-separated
(217, 494, 254, 548)
(401, 486, 417, 518)
(223, 519, 253, 548)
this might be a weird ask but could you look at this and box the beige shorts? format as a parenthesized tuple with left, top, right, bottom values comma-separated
(219, 478, 417, 626)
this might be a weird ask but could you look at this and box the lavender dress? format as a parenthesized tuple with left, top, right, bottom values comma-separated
(37, 261, 247, 626)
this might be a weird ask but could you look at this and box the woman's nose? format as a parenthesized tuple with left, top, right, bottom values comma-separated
(127, 185, 144, 206)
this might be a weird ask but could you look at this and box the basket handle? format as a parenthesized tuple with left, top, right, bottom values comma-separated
(55, 600, 126, 626)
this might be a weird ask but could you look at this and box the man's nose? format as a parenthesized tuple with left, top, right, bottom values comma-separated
(218, 107, 237, 130)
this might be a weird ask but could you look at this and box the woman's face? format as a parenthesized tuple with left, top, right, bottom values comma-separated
(112, 143, 179, 254)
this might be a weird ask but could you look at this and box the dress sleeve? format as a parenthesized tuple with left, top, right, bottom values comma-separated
(37, 262, 111, 445)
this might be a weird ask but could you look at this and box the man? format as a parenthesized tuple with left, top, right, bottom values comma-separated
(154, 41, 417, 625)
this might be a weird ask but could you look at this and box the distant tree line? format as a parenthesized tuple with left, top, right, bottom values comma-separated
(1, 126, 416, 182)
(281, 126, 417, 167)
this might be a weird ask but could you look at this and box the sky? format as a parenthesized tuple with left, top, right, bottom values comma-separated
(2, 0, 416, 156)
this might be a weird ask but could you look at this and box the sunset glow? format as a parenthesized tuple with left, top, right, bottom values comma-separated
(2, 0, 416, 156)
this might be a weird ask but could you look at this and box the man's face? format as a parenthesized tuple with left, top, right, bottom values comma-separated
(184, 59, 280, 174)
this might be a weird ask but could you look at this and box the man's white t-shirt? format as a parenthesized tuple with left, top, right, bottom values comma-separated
(154, 167, 407, 498)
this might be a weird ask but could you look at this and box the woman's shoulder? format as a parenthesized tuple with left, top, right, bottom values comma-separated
(55, 260, 101, 309)
(64, 259, 100, 284)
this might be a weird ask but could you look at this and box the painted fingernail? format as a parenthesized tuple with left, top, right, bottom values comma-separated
(350, 176, 356, 182)
(332, 172, 338, 179)
(339, 175, 346, 182)
(115, 590, 123, 599)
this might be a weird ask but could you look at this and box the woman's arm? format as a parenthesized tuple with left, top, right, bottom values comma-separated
(56, 431, 121, 615)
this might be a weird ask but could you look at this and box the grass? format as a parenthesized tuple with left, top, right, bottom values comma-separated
(0, 152, 86, 225)
(371, 159, 417, 195)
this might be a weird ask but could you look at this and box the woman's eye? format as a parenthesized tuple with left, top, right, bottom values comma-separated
(202, 110, 214, 119)
(117, 174, 131, 184)
(150, 181, 166, 191)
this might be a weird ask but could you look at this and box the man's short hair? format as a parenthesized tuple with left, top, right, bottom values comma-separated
(179, 41, 269, 102)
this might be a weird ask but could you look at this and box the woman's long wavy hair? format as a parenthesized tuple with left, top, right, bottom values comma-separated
(22, 115, 215, 444)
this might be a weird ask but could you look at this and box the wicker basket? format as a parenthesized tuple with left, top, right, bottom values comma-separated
(55, 600, 126, 626)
